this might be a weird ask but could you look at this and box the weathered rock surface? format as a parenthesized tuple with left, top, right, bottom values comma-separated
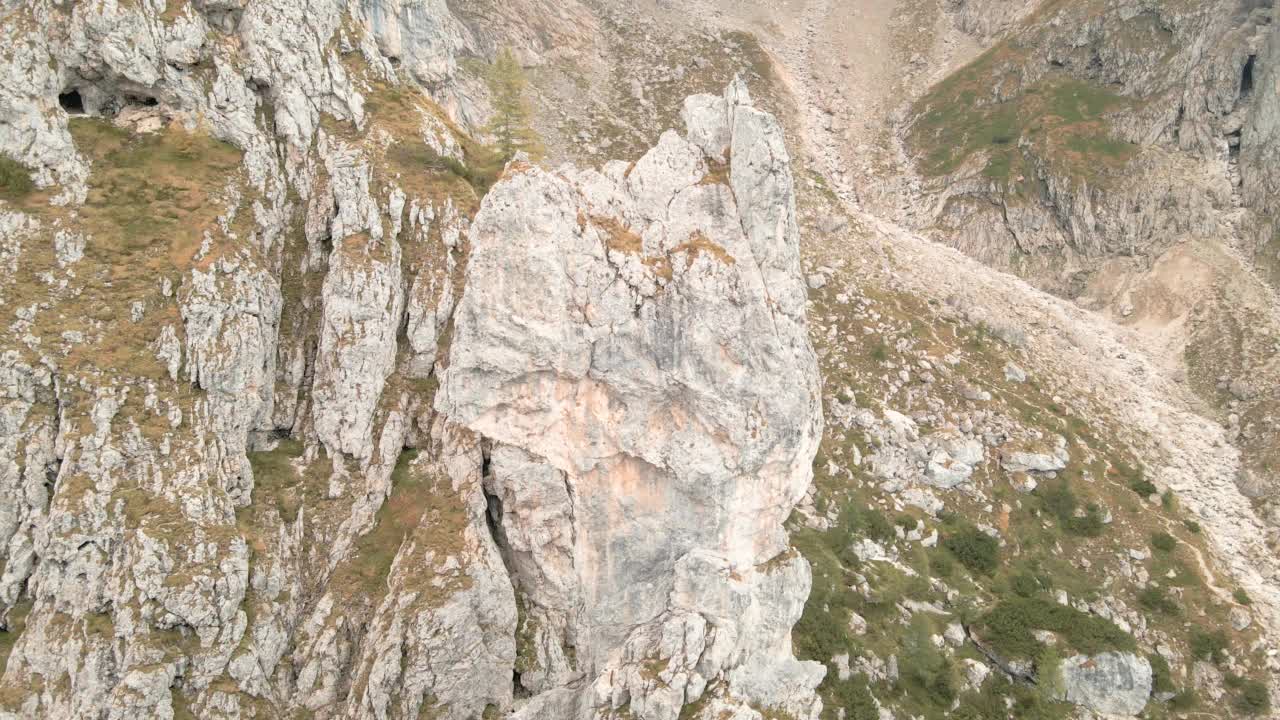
(898, 0, 1280, 499)
(438, 79, 825, 719)
(3, 0, 1277, 719)
(0, 0, 828, 711)
(0, 1, 514, 718)
(910, 0, 1273, 285)
(1056, 651, 1153, 717)
(1000, 435, 1069, 474)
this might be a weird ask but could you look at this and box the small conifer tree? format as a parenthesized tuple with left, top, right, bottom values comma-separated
(484, 48, 542, 163)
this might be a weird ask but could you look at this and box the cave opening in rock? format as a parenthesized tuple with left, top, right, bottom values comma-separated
(58, 90, 84, 114)
(127, 95, 159, 108)
(1242, 55, 1256, 97)
(511, 670, 526, 699)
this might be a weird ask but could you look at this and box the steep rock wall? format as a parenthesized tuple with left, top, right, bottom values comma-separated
(439, 80, 825, 720)
(909, 0, 1273, 289)
(0, 1, 504, 718)
(0, 1, 823, 718)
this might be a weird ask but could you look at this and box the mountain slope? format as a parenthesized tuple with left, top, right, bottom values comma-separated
(0, 1, 1275, 719)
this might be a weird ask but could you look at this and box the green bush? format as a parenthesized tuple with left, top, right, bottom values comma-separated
(0, 155, 34, 201)
(1064, 505, 1105, 537)
(943, 527, 1000, 576)
(899, 614, 957, 709)
(1039, 480, 1077, 521)
(1189, 628, 1229, 665)
(821, 673, 878, 720)
(975, 598, 1135, 660)
(1034, 647, 1064, 701)
(1037, 481, 1105, 537)
(1183, 519, 1202, 534)
(861, 507, 895, 542)
(1151, 532, 1177, 553)
(1128, 477, 1159, 497)
(835, 503, 895, 544)
(952, 675, 1075, 720)
(1169, 689, 1198, 711)
(1234, 588, 1253, 606)
(1232, 678, 1271, 716)
(791, 535, 857, 662)
(1148, 653, 1174, 694)
(953, 681, 1011, 719)
(1010, 572, 1042, 598)
(928, 547, 955, 578)
(792, 597, 851, 662)
(1137, 586, 1180, 616)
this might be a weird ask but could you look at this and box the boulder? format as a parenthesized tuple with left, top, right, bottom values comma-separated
(961, 659, 991, 691)
(1003, 363, 1027, 382)
(1001, 435, 1069, 474)
(1056, 652, 1152, 717)
(924, 432, 985, 488)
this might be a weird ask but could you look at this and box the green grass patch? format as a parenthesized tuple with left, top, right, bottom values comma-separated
(943, 526, 1000, 576)
(791, 525, 860, 662)
(1149, 653, 1174, 694)
(247, 439, 305, 522)
(0, 601, 32, 676)
(1230, 676, 1271, 716)
(1127, 476, 1159, 497)
(974, 597, 1135, 661)
(327, 449, 469, 602)
(1150, 531, 1177, 553)
(908, 47, 1135, 188)
(1036, 479, 1105, 537)
(1189, 628, 1229, 665)
(0, 155, 34, 202)
(1169, 689, 1198, 711)
(1137, 585, 1180, 616)
(821, 673, 878, 720)
(951, 676, 1072, 720)
(895, 614, 958, 712)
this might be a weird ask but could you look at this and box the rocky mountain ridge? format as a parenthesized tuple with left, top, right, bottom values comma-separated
(0, 0, 1276, 719)
(0, 1, 829, 717)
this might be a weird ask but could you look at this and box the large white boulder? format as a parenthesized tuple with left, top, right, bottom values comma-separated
(1001, 434, 1070, 474)
(1057, 651, 1152, 717)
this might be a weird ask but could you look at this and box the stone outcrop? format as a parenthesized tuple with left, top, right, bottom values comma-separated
(1056, 652, 1153, 717)
(0, 1, 509, 718)
(438, 79, 825, 720)
(3, 0, 1272, 718)
(1241, 19, 1280, 286)
(999, 435, 1069, 475)
(0, 0, 824, 713)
